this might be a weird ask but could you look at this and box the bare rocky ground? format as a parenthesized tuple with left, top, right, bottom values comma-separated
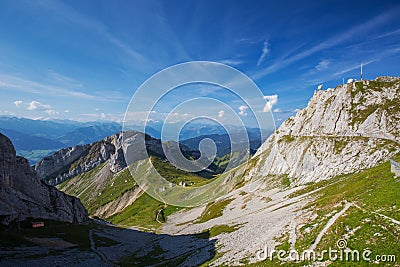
(0, 182, 320, 267)
(2, 170, 399, 267)
(161, 182, 318, 266)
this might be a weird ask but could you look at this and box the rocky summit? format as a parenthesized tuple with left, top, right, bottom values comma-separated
(34, 131, 165, 185)
(0, 133, 88, 225)
(249, 77, 400, 184)
(159, 77, 400, 265)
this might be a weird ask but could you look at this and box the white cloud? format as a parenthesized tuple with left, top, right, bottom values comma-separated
(315, 59, 330, 71)
(125, 110, 196, 124)
(80, 112, 124, 122)
(125, 111, 159, 123)
(263, 94, 278, 112)
(13, 100, 23, 107)
(293, 108, 302, 113)
(376, 28, 400, 39)
(44, 109, 59, 115)
(257, 41, 270, 66)
(64, 110, 69, 113)
(47, 69, 82, 86)
(35, 0, 150, 66)
(219, 59, 245, 66)
(235, 37, 260, 44)
(0, 110, 15, 116)
(238, 105, 248, 116)
(273, 108, 282, 113)
(27, 101, 51, 111)
(0, 73, 102, 100)
(253, 8, 399, 79)
(218, 110, 224, 118)
(165, 112, 192, 123)
(334, 60, 375, 76)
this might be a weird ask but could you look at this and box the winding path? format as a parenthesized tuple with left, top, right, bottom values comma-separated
(309, 203, 352, 251)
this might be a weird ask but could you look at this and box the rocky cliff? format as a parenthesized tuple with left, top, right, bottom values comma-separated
(157, 77, 400, 266)
(0, 133, 88, 225)
(35, 130, 198, 186)
(35, 131, 156, 185)
(250, 76, 400, 184)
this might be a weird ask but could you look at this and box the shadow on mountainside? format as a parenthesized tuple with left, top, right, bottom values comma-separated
(0, 220, 216, 267)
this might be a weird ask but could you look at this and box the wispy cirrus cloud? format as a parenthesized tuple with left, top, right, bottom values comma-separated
(333, 46, 400, 77)
(219, 59, 245, 66)
(46, 69, 83, 87)
(0, 74, 94, 98)
(253, 6, 400, 79)
(300, 46, 400, 87)
(314, 59, 330, 72)
(235, 37, 261, 44)
(0, 73, 124, 102)
(375, 28, 400, 39)
(334, 60, 375, 76)
(33, 0, 150, 66)
(257, 40, 270, 66)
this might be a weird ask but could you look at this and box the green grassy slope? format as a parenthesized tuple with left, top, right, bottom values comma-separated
(107, 192, 182, 230)
(57, 155, 212, 229)
(58, 163, 138, 214)
(350, 78, 400, 127)
(242, 154, 400, 266)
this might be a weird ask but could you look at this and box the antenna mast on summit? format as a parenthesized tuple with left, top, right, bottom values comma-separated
(360, 63, 363, 81)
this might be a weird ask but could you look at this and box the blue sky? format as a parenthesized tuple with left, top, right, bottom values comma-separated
(0, 0, 399, 127)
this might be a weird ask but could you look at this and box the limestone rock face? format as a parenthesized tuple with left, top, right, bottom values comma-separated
(251, 77, 400, 184)
(267, 77, 400, 142)
(35, 132, 129, 185)
(0, 133, 88, 225)
(35, 131, 164, 185)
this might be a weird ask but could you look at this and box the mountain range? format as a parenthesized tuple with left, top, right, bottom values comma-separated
(0, 116, 267, 165)
(1, 77, 399, 266)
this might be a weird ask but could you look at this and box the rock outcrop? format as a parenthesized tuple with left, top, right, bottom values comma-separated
(267, 76, 400, 142)
(35, 132, 135, 185)
(35, 130, 193, 186)
(0, 133, 88, 225)
(250, 76, 400, 184)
